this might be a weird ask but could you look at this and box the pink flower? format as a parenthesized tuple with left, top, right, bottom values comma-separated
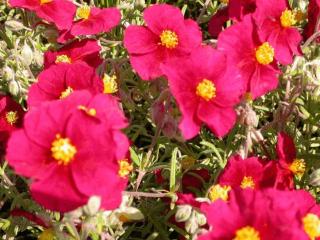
(275, 132, 304, 188)
(208, 0, 256, 38)
(217, 155, 278, 190)
(0, 96, 24, 154)
(27, 62, 103, 107)
(70, 6, 121, 36)
(218, 15, 280, 99)
(7, 91, 131, 212)
(199, 189, 310, 240)
(254, 0, 302, 65)
(162, 46, 244, 139)
(303, 0, 320, 43)
(8, 0, 76, 30)
(44, 39, 102, 69)
(124, 4, 202, 80)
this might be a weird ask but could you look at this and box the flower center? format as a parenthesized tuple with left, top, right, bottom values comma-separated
(289, 158, 306, 178)
(78, 105, 97, 117)
(5, 111, 18, 125)
(159, 30, 178, 49)
(103, 74, 118, 94)
(208, 184, 231, 202)
(240, 176, 255, 189)
(219, 0, 229, 4)
(118, 159, 133, 178)
(234, 226, 260, 240)
(55, 55, 71, 64)
(51, 134, 77, 165)
(280, 9, 296, 28)
(196, 79, 216, 101)
(303, 213, 320, 240)
(76, 5, 91, 20)
(60, 86, 73, 99)
(255, 42, 274, 65)
(39, 0, 52, 5)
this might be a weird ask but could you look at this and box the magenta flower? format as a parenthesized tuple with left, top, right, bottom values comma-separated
(7, 91, 131, 212)
(218, 15, 280, 99)
(217, 155, 278, 190)
(254, 0, 302, 65)
(44, 39, 102, 69)
(124, 4, 202, 80)
(9, 0, 76, 30)
(162, 46, 244, 139)
(303, 0, 320, 43)
(70, 6, 121, 36)
(27, 62, 103, 107)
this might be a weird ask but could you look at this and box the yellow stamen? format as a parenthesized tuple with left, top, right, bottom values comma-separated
(255, 42, 274, 65)
(76, 5, 91, 20)
(60, 86, 73, 99)
(103, 74, 118, 94)
(280, 9, 296, 28)
(219, 0, 229, 4)
(5, 111, 18, 125)
(38, 228, 55, 240)
(294, 9, 305, 22)
(234, 226, 260, 240)
(78, 105, 97, 117)
(303, 213, 320, 240)
(196, 79, 216, 101)
(208, 184, 231, 202)
(159, 30, 179, 49)
(244, 92, 253, 102)
(39, 0, 52, 5)
(118, 214, 129, 223)
(55, 55, 71, 64)
(51, 134, 77, 165)
(181, 156, 196, 170)
(289, 158, 306, 178)
(118, 159, 133, 178)
(240, 176, 255, 189)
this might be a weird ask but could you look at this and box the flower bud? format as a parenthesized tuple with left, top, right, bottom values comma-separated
(185, 213, 199, 235)
(175, 205, 192, 222)
(117, 207, 144, 222)
(84, 195, 101, 216)
(5, 20, 25, 31)
(8, 80, 20, 96)
(3, 66, 15, 81)
(21, 43, 33, 66)
(195, 212, 206, 226)
(33, 50, 44, 67)
(310, 169, 320, 186)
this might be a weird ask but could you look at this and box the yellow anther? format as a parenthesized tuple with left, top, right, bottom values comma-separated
(118, 159, 133, 178)
(240, 176, 255, 189)
(51, 134, 77, 165)
(159, 30, 179, 49)
(234, 226, 260, 240)
(55, 55, 71, 64)
(76, 5, 91, 20)
(280, 9, 296, 28)
(196, 79, 216, 101)
(255, 42, 274, 65)
(5, 111, 18, 125)
(103, 74, 118, 94)
(208, 184, 231, 202)
(303, 213, 320, 240)
(59, 86, 73, 99)
(289, 158, 306, 178)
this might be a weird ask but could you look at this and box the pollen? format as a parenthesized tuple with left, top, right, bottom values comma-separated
(234, 226, 260, 240)
(289, 158, 306, 178)
(255, 42, 274, 65)
(51, 134, 77, 165)
(219, 0, 229, 4)
(240, 176, 255, 189)
(159, 30, 179, 49)
(55, 55, 71, 64)
(118, 159, 133, 178)
(5, 111, 18, 125)
(303, 213, 320, 240)
(39, 0, 52, 5)
(196, 79, 216, 101)
(280, 8, 296, 28)
(76, 5, 91, 20)
(60, 86, 73, 99)
(208, 184, 231, 202)
(103, 74, 118, 94)
(78, 105, 97, 117)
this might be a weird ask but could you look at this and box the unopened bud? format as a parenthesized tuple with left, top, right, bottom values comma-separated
(21, 43, 33, 66)
(8, 80, 20, 96)
(185, 213, 199, 235)
(195, 212, 206, 226)
(175, 205, 192, 222)
(3, 66, 15, 81)
(83, 195, 101, 216)
(5, 20, 25, 31)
